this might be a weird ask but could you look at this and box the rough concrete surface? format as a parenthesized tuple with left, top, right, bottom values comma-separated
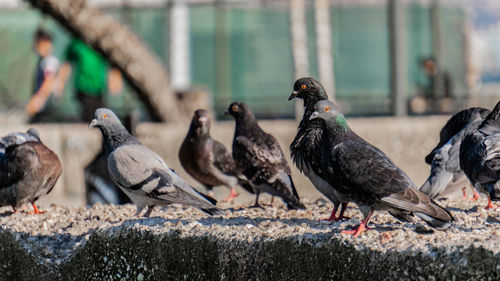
(0, 198, 498, 281)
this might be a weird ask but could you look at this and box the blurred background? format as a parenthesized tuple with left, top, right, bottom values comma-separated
(0, 0, 498, 207)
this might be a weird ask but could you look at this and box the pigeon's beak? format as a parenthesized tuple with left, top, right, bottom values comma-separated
(198, 116, 207, 123)
(288, 91, 298, 101)
(309, 111, 319, 120)
(89, 119, 98, 128)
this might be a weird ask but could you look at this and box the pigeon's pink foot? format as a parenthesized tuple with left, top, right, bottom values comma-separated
(342, 222, 374, 238)
(222, 189, 240, 202)
(462, 187, 468, 200)
(29, 204, 46, 215)
(342, 209, 373, 238)
(485, 199, 498, 210)
(323, 208, 339, 222)
(471, 190, 480, 202)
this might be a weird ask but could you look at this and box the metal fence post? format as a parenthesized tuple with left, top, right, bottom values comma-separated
(314, 0, 335, 100)
(389, 0, 408, 116)
(290, 0, 309, 120)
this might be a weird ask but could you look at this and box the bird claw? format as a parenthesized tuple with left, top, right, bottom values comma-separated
(342, 223, 374, 238)
(485, 201, 498, 210)
(29, 204, 46, 215)
(471, 191, 480, 202)
(222, 191, 240, 202)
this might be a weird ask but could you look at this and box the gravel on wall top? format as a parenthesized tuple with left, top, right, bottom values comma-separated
(0, 197, 499, 267)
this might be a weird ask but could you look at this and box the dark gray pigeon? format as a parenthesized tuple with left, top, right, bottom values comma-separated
(420, 107, 491, 200)
(90, 108, 220, 217)
(179, 109, 254, 202)
(460, 101, 500, 209)
(289, 78, 348, 221)
(310, 100, 453, 238)
(0, 130, 61, 214)
(226, 102, 305, 209)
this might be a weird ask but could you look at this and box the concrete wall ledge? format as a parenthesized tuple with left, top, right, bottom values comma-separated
(0, 200, 499, 280)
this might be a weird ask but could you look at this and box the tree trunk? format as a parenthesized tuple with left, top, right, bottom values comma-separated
(25, 0, 180, 122)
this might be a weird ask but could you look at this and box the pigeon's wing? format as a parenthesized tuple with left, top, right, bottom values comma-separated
(479, 133, 500, 183)
(233, 135, 286, 183)
(0, 145, 38, 189)
(333, 139, 452, 223)
(331, 140, 412, 197)
(108, 144, 216, 208)
(426, 108, 490, 164)
(212, 140, 238, 175)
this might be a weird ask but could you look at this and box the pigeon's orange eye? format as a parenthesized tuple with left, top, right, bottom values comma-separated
(231, 104, 238, 112)
(301, 84, 307, 90)
(324, 107, 330, 112)
(102, 114, 107, 119)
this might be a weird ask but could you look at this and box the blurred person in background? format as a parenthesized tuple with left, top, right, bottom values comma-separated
(412, 57, 454, 114)
(56, 38, 122, 122)
(26, 28, 60, 123)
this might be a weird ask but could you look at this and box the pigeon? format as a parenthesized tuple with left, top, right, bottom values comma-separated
(179, 109, 254, 202)
(0, 129, 62, 214)
(420, 107, 491, 200)
(90, 108, 220, 217)
(310, 100, 453, 238)
(289, 77, 348, 221)
(85, 112, 138, 205)
(460, 101, 500, 209)
(226, 102, 305, 209)
(0, 128, 40, 155)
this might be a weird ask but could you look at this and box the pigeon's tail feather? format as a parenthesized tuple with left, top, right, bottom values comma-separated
(237, 178, 255, 194)
(273, 178, 306, 210)
(388, 210, 414, 223)
(193, 188, 218, 206)
(415, 199, 454, 228)
(419, 171, 453, 200)
(383, 189, 453, 228)
(200, 207, 223, 215)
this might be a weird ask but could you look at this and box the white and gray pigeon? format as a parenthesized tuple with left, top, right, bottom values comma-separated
(0, 128, 40, 155)
(420, 107, 491, 200)
(179, 109, 254, 202)
(90, 108, 220, 217)
(289, 77, 349, 221)
(0, 128, 62, 214)
(226, 102, 305, 209)
(310, 100, 453, 238)
(460, 101, 500, 209)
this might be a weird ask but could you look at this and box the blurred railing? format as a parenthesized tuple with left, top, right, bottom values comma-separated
(0, 0, 474, 119)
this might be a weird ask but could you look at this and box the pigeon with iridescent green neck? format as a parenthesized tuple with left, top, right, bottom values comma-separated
(310, 100, 453, 238)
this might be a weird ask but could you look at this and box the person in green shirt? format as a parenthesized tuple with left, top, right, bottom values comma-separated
(57, 38, 122, 122)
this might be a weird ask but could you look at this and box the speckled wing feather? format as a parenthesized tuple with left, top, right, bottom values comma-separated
(212, 140, 238, 175)
(233, 135, 289, 184)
